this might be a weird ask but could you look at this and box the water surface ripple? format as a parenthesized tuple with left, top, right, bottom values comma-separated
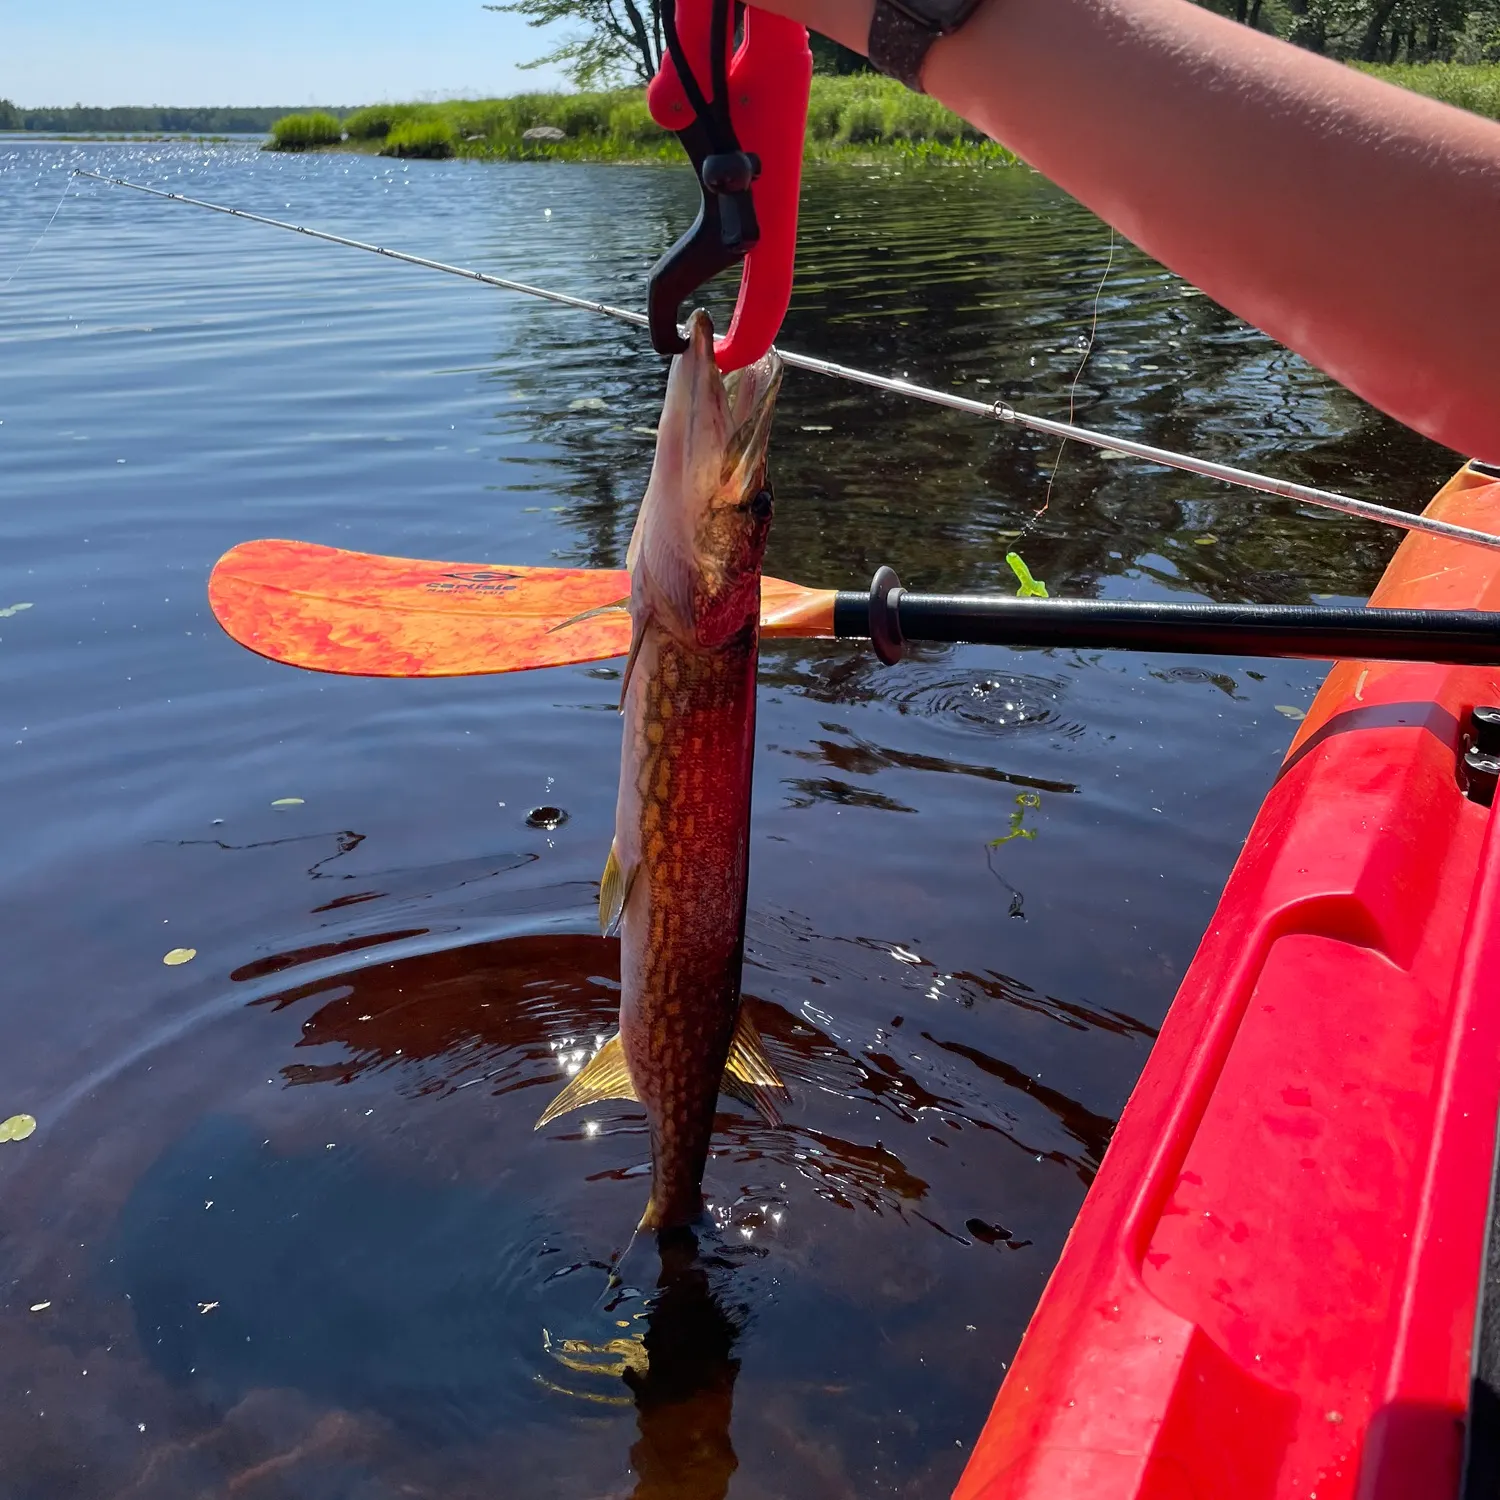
(0, 138, 1452, 1499)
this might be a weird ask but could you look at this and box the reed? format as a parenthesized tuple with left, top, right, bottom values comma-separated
(266, 110, 344, 151)
(343, 103, 425, 140)
(379, 117, 458, 159)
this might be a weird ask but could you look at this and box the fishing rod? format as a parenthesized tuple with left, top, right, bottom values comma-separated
(75, 169, 1500, 559)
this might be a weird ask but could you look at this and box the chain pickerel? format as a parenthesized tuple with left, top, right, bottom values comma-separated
(537, 309, 787, 1231)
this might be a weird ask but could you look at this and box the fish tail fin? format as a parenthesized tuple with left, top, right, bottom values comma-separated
(535, 1033, 638, 1129)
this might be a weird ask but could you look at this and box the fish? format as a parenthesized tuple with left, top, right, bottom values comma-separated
(537, 308, 786, 1231)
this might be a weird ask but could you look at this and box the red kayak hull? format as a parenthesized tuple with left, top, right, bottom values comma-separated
(955, 463, 1500, 1500)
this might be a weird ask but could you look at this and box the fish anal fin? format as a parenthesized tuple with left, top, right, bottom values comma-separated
(535, 1033, 638, 1130)
(599, 840, 638, 937)
(722, 1009, 787, 1126)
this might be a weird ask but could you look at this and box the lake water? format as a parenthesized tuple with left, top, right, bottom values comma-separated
(0, 138, 1456, 1499)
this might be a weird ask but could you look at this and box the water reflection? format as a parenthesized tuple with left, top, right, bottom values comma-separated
(619, 1233, 744, 1500)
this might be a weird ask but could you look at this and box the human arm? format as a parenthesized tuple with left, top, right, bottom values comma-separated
(757, 0, 1500, 463)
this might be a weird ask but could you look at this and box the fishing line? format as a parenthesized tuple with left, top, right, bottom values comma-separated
(1030, 224, 1118, 531)
(1, 167, 75, 293)
(74, 169, 1500, 557)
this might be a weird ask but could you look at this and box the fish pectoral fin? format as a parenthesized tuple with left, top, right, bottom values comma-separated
(599, 840, 638, 937)
(618, 606, 649, 710)
(548, 596, 631, 634)
(535, 1033, 639, 1129)
(722, 1009, 788, 1126)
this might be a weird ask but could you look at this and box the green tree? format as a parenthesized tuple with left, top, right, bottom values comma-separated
(0, 99, 20, 130)
(489, 0, 869, 85)
(486, 0, 665, 86)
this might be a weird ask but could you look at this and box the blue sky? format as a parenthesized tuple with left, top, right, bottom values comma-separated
(3, 0, 570, 107)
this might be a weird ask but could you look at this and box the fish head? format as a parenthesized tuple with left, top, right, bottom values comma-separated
(628, 310, 782, 649)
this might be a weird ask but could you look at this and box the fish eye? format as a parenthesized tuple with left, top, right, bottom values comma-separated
(750, 488, 773, 521)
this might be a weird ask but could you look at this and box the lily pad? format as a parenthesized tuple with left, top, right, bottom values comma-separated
(0, 603, 33, 618)
(270, 797, 304, 808)
(1, 1113, 37, 1142)
(1274, 705, 1307, 720)
(163, 947, 197, 966)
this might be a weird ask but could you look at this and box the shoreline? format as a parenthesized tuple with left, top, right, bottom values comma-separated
(262, 63, 1498, 165)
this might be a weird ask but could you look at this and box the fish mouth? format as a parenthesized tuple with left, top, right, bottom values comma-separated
(721, 356, 782, 495)
(709, 330, 782, 498)
(659, 310, 782, 506)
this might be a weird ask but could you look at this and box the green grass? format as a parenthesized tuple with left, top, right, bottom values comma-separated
(380, 116, 458, 159)
(1356, 62, 1500, 119)
(342, 103, 425, 141)
(266, 110, 343, 151)
(266, 62, 1500, 163)
(266, 78, 1012, 163)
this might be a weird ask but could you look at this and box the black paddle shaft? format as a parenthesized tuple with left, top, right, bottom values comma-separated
(834, 567, 1500, 667)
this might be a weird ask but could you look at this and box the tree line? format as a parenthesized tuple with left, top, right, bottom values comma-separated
(493, 0, 1499, 84)
(0, 104, 343, 134)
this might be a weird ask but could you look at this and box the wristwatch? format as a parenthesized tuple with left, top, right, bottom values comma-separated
(868, 0, 988, 92)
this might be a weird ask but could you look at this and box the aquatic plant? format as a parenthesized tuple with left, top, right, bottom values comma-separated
(379, 117, 458, 159)
(266, 111, 344, 151)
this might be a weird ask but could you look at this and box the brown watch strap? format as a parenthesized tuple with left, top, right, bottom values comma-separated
(868, 0, 940, 93)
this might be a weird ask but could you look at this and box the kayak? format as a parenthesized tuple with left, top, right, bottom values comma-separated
(954, 460, 1500, 1500)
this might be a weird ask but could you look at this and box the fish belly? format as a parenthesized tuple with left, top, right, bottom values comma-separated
(616, 621, 758, 1230)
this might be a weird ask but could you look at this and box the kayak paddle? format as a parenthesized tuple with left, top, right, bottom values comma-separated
(209, 538, 1500, 677)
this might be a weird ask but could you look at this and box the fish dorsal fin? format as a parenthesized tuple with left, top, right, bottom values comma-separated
(599, 840, 638, 937)
(535, 1033, 639, 1130)
(722, 1009, 787, 1126)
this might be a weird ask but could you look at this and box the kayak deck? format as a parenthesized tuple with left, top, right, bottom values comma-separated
(955, 462, 1500, 1500)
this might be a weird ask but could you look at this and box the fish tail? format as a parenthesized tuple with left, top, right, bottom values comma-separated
(637, 1178, 707, 1234)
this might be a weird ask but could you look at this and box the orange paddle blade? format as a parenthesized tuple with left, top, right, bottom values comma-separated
(208, 539, 837, 678)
